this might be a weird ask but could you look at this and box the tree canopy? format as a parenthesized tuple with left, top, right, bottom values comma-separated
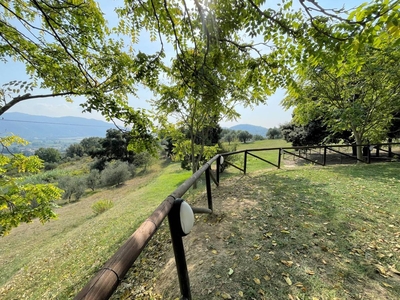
(283, 42, 400, 159)
(0, 0, 159, 151)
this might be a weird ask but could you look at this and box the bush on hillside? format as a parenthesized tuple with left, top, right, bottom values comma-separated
(100, 161, 131, 187)
(58, 176, 87, 202)
(92, 199, 114, 215)
(86, 169, 101, 191)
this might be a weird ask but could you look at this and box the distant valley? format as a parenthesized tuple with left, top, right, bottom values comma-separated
(0, 112, 115, 140)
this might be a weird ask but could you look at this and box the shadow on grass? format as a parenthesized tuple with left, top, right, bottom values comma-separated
(172, 171, 400, 299)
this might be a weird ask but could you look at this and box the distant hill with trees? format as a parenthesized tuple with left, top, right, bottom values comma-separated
(0, 113, 114, 140)
(229, 124, 268, 137)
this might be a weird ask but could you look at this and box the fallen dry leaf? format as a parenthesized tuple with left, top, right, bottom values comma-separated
(263, 275, 271, 281)
(281, 260, 294, 267)
(375, 264, 388, 278)
(238, 291, 244, 297)
(295, 282, 304, 288)
(221, 292, 232, 299)
(253, 277, 261, 284)
(382, 282, 393, 288)
(306, 270, 315, 275)
(284, 276, 292, 286)
(388, 265, 400, 276)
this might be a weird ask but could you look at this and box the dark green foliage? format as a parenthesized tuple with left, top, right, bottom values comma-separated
(90, 158, 107, 171)
(80, 137, 103, 155)
(266, 127, 282, 139)
(44, 162, 58, 171)
(253, 134, 265, 141)
(280, 120, 352, 146)
(100, 161, 131, 187)
(237, 130, 253, 143)
(34, 147, 61, 163)
(91, 129, 135, 163)
(65, 143, 85, 158)
(388, 112, 400, 139)
(132, 151, 151, 170)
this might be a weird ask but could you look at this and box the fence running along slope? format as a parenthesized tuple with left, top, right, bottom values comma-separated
(75, 142, 400, 299)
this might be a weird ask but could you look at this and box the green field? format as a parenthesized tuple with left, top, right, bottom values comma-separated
(222, 139, 291, 175)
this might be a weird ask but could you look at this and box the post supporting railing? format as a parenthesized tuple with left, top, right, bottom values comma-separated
(168, 200, 192, 300)
(244, 151, 248, 174)
(205, 167, 213, 211)
(278, 148, 282, 169)
(216, 156, 221, 184)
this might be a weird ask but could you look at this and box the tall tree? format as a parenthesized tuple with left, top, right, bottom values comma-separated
(237, 130, 253, 143)
(283, 43, 400, 160)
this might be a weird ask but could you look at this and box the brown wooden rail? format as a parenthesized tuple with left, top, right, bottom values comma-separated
(75, 156, 222, 300)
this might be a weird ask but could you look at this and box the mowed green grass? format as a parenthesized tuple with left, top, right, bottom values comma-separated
(153, 162, 400, 300)
(222, 139, 290, 175)
(0, 162, 192, 299)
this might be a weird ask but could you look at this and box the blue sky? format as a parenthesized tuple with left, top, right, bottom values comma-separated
(1, 0, 363, 129)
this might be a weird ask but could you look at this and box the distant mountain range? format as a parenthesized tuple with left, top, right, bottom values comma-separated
(0, 113, 269, 141)
(0, 113, 114, 140)
(229, 124, 268, 137)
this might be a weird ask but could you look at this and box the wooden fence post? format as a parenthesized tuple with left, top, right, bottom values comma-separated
(323, 146, 327, 166)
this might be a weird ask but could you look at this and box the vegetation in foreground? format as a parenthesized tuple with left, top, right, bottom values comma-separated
(116, 163, 400, 300)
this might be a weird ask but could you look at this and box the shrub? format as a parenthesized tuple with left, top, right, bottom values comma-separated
(100, 161, 131, 187)
(92, 199, 114, 215)
(58, 176, 87, 202)
(86, 169, 100, 191)
(44, 162, 59, 170)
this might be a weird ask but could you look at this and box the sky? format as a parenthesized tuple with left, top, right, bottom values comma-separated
(0, 0, 363, 129)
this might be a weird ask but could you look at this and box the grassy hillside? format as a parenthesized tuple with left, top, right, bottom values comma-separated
(0, 161, 192, 299)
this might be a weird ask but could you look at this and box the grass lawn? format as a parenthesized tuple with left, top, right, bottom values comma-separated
(222, 139, 291, 176)
(137, 163, 400, 299)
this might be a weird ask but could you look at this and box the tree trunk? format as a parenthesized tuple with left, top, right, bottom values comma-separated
(353, 131, 363, 162)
